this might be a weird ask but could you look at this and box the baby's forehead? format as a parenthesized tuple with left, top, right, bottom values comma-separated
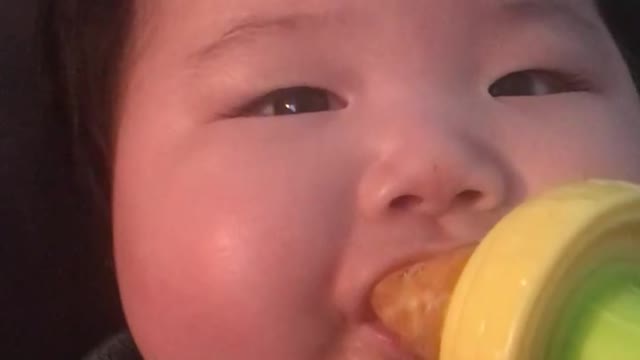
(131, 0, 606, 73)
(147, 0, 599, 31)
(145, 0, 601, 42)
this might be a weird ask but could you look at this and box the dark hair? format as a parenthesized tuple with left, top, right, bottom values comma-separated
(44, 1, 639, 218)
(43, 0, 134, 219)
(596, 2, 640, 89)
(38, 1, 136, 349)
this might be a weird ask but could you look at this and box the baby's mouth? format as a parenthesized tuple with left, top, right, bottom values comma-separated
(369, 245, 476, 360)
(333, 320, 420, 360)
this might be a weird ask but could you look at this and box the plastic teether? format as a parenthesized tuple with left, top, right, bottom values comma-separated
(372, 179, 640, 360)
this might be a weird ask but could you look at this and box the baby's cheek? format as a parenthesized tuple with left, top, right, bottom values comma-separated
(500, 96, 640, 192)
(549, 122, 640, 185)
(118, 226, 344, 359)
(113, 108, 360, 358)
(115, 176, 350, 359)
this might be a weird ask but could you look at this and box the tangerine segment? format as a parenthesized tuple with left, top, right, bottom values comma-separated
(371, 246, 475, 359)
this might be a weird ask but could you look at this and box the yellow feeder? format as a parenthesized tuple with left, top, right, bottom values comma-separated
(373, 179, 640, 360)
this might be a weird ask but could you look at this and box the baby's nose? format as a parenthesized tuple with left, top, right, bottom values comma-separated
(356, 125, 512, 221)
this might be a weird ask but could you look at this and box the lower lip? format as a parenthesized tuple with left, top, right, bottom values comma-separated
(360, 321, 418, 360)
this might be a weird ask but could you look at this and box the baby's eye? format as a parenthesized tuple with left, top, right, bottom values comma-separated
(242, 86, 346, 117)
(489, 70, 589, 97)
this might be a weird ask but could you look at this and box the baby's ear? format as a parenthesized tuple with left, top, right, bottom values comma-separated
(83, 331, 143, 360)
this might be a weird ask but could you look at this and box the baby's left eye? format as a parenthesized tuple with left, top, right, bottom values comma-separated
(489, 70, 589, 97)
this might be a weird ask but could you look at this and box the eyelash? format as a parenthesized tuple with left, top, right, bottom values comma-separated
(488, 69, 592, 97)
(235, 86, 345, 117)
(227, 68, 591, 118)
(555, 70, 592, 91)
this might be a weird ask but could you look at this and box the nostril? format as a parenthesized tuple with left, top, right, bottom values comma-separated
(388, 191, 486, 213)
(389, 195, 423, 210)
(455, 189, 482, 206)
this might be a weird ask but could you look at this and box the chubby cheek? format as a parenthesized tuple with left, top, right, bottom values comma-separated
(113, 131, 353, 359)
(498, 96, 640, 193)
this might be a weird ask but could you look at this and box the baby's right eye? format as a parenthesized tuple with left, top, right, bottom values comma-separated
(240, 86, 346, 117)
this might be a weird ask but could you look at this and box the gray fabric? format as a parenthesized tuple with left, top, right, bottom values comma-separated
(84, 332, 142, 360)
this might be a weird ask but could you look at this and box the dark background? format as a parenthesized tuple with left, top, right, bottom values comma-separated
(1, 1, 638, 359)
(1, 1, 124, 359)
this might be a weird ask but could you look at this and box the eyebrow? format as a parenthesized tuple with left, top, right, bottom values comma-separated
(190, 12, 331, 64)
(500, 0, 600, 35)
(191, 1, 600, 64)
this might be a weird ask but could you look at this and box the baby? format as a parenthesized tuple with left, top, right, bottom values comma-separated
(52, 0, 640, 359)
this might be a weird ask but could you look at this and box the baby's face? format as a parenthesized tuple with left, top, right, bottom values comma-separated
(113, 0, 640, 358)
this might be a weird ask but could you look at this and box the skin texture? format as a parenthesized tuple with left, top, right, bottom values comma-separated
(112, 0, 640, 359)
